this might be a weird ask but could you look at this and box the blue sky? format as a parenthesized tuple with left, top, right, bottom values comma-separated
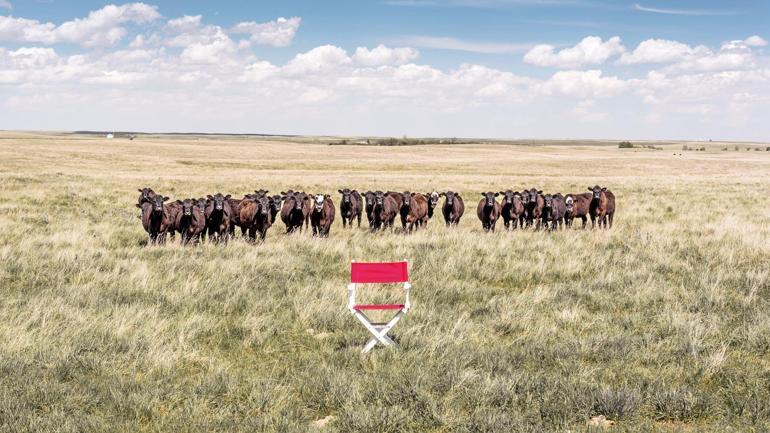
(1, 1, 769, 139)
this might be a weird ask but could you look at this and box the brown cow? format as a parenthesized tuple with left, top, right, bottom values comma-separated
(426, 191, 440, 220)
(601, 189, 616, 229)
(477, 192, 501, 232)
(311, 194, 335, 237)
(500, 189, 521, 230)
(363, 191, 378, 230)
(136, 194, 173, 244)
(440, 191, 464, 227)
(542, 193, 567, 230)
(194, 197, 209, 241)
(524, 188, 543, 228)
(240, 193, 272, 241)
(280, 191, 310, 233)
(588, 185, 615, 229)
(227, 196, 245, 237)
(175, 198, 206, 245)
(269, 195, 282, 224)
(511, 191, 526, 229)
(398, 192, 413, 230)
(338, 188, 363, 228)
(205, 193, 232, 243)
(564, 193, 591, 229)
(164, 200, 182, 241)
(406, 193, 429, 232)
(377, 191, 399, 231)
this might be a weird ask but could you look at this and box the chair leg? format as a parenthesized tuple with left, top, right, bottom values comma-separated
(353, 310, 405, 353)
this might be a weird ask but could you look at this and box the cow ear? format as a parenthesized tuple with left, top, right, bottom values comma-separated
(410, 192, 415, 196)
(587, 187, 593, 191)
(495, 192, 500, 197)
(439, 192, 445, 197)
(480, 193, 486, 197)
(601, 187, 607, 191)
(207, 195, 213, 199)
(352, 189, 357, 193)
(137, 189, 143, 193)
(325, 194, 330, 199)
(135, 203, 141, 208)
(538, 190, 543, 194)
(280, 191, 286, 195)
(225, 194, 231, 199)
(338, 189, 343, 194)
(163, 196, 169, 201)
(176, 200, 183, 205)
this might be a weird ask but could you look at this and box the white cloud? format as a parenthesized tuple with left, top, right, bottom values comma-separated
(352, 45, 419, 66)
(524, 36, 625, 68)
(284, 45, 351, 75)
(744, 35, 767, 47)
(540, 69, 628, 98)
(0, 3, 160, 47)
(618, 39, 694, 64)
(666, 39, 756, 73)
(619, 36, 762, 74)
(231, 17, 301, 48)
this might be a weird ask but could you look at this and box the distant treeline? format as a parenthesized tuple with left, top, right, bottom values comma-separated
(329, 138, 479, 146)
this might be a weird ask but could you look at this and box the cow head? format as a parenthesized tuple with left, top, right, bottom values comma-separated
(428, 191, 440, 208)
(195, 197, 208, 213)
(374, 191, 385, 206)
(179, 198, 195, 216)
(313, 194, 327, 211)
(151, 195, 168, 213)
(338, 188, 353, 204)
(270, 195, 282, 213)
(137, 187, 155, 204)
(440, 191, 459, 206)
(255, 194, 270, 215)
(293, 192, 308, 210)
(588, 185, 606, 200)
(364, 191, 377, 207)
(499, 190, 515, 205)
(254, 189, 269, 198)
(480, 191, 499, 207)
(565, 195, 575, 214)
(520, 191, 530, 205)
(401, 192, 412, 208)
(207, 193, 230, 211)
(543, 194, 553, 209)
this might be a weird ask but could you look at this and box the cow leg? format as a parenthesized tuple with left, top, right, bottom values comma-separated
(608, 212, 614, 229)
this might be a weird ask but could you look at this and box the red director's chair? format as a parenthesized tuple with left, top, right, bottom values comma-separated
(347, 261, 411, 353)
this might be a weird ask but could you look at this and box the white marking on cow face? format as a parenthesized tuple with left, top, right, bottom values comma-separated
(314, 195, 324, 211)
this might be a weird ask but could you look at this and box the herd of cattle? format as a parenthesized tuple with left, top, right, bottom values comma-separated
(135, 186, 616, 244)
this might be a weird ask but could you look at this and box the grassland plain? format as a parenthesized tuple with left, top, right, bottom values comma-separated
(0, 132, 769, 433)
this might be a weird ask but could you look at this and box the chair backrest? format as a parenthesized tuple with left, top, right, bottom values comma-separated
(351, 261, 408, 284)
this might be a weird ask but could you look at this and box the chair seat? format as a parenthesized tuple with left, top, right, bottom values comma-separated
(354, 304, 405, 310)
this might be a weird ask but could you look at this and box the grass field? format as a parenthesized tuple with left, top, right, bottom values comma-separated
(1, 132, 769, 432)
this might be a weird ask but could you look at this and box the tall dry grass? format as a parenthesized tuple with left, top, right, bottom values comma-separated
(0, 132, 769, 432)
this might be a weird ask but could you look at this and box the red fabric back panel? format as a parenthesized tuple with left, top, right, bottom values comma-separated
(351, 262, 409, 283)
